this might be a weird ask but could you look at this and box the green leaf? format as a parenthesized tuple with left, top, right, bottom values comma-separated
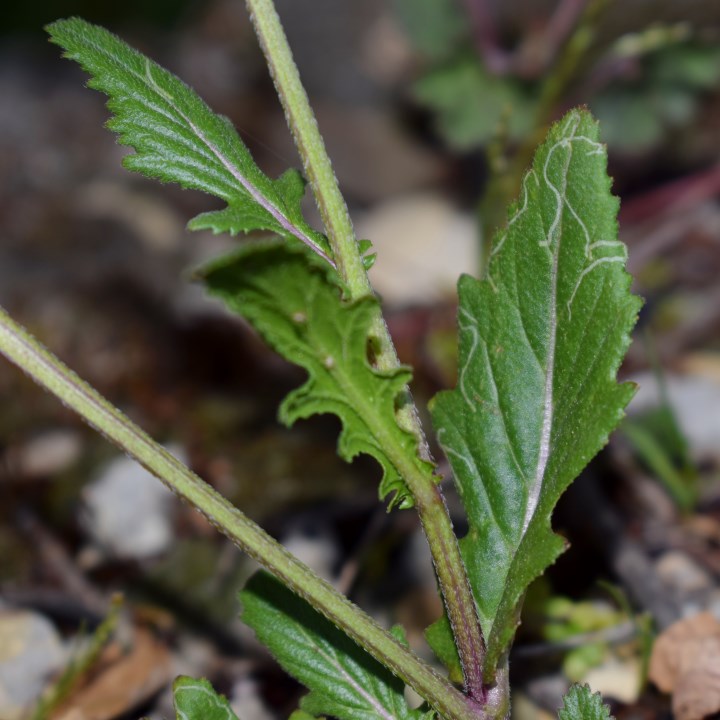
(358, 239, 377, 271)
(430, 109, 641, 669)
(200, 240, 435, 509)
(558, 684, 614, 720)
(172, 676, 241, 720)
(290, 711, 324, 720)
(241, 572, 425, 720)
(423, 617, 462, 686)
(392, 0, 467, 62)
(413, 58, 535, 150)
(45, 17, 332, 265)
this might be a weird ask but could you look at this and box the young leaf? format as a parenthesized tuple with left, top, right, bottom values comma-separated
(430, 109, 641, 670)
(45, 17, 333, 266)
(558, 684, 614, 720)
(173, 676, 241, 720)
(290, 711, 323, 720)
(423, 617, 463, 685)
(199, 241, 436, 509)
(241, 572, 426, 720)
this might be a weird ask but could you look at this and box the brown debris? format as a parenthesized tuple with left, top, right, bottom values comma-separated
(648, 612, 720, 720)
(51, 628, 173, 720)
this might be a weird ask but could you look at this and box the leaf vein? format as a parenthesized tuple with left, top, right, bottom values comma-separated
(294, 625, 397, 720)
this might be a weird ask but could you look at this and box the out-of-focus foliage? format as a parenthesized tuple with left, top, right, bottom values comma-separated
(413, 57, 536, 150)
(395, 0, 720, 154)
(622, 403, 698, 511)
(593, 42, 720, 151)
(391, 0, 465, 62)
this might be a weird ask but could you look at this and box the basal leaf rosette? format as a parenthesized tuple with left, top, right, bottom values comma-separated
(430, 109, 642, 671)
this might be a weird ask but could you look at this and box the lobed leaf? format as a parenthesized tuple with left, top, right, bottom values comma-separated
(430, 109, 641, 670)
(46, 17, 332, 265)
(173, 676, 241, 720)
(200, 240, 436, 509)
(241, 572, 427, 720)
(558, 684, 614, 720)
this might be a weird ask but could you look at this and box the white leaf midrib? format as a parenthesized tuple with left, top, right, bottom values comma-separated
(521, 114, 579, 534)
(140, 59, 336, 267)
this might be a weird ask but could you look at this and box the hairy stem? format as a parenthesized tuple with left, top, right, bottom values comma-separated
(0, 306, 482, 720)
(243, 0, 405, 372)
(244, 0, 364, 297)
(244, 0, 488, 697)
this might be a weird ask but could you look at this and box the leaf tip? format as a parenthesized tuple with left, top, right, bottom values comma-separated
(558, 684, 615, 720)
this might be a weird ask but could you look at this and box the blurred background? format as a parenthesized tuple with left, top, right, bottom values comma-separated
(1, 1, 720, 718)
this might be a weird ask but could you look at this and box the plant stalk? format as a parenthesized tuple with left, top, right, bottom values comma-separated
(243, 0, 405, 374)
(244, 0, 488, 699)
(244, 0, 366, 298)
(0, 305, 482, 720)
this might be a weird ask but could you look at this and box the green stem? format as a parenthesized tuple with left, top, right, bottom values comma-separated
(244, 0, 487, 699)
(243, 0, 407, 374)
(0, 305, 481, 720)
(0, 308, 478, 720)
(244, 0, 366, 298)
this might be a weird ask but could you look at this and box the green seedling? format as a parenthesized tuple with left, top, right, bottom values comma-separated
(0, 2, 641, 718)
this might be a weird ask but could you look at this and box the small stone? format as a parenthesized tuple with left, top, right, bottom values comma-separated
(706, 590, 720, 618)
(358, 193, 478, 306)
(0, 610, 66, 720)
(582, 657, 641, 704)
(628, 371, 720, 461)
(82, 447, 183, 559)
(524, 675, 571, 713)
(281, 521, 338, 584)
(512, 692, 556, 720)
(656, 551, 714, 595)
(17, 430, 82, 478)
(230, 677, 275, 720)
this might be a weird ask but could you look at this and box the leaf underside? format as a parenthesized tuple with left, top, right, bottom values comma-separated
(200, 241, 436, 509)
(241, 572, 426, 720)
(45, 17, 332, 265)
(430, 109, 641, 671)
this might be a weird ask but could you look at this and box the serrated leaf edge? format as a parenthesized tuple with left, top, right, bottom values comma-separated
(200, 241, 434, 509)
(142, 61, 332, 265)
(558, 683, 614, 720)
(47, 18, 335, 268)
(429, 110, 641, 670)
(173, 676, 239, 720)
